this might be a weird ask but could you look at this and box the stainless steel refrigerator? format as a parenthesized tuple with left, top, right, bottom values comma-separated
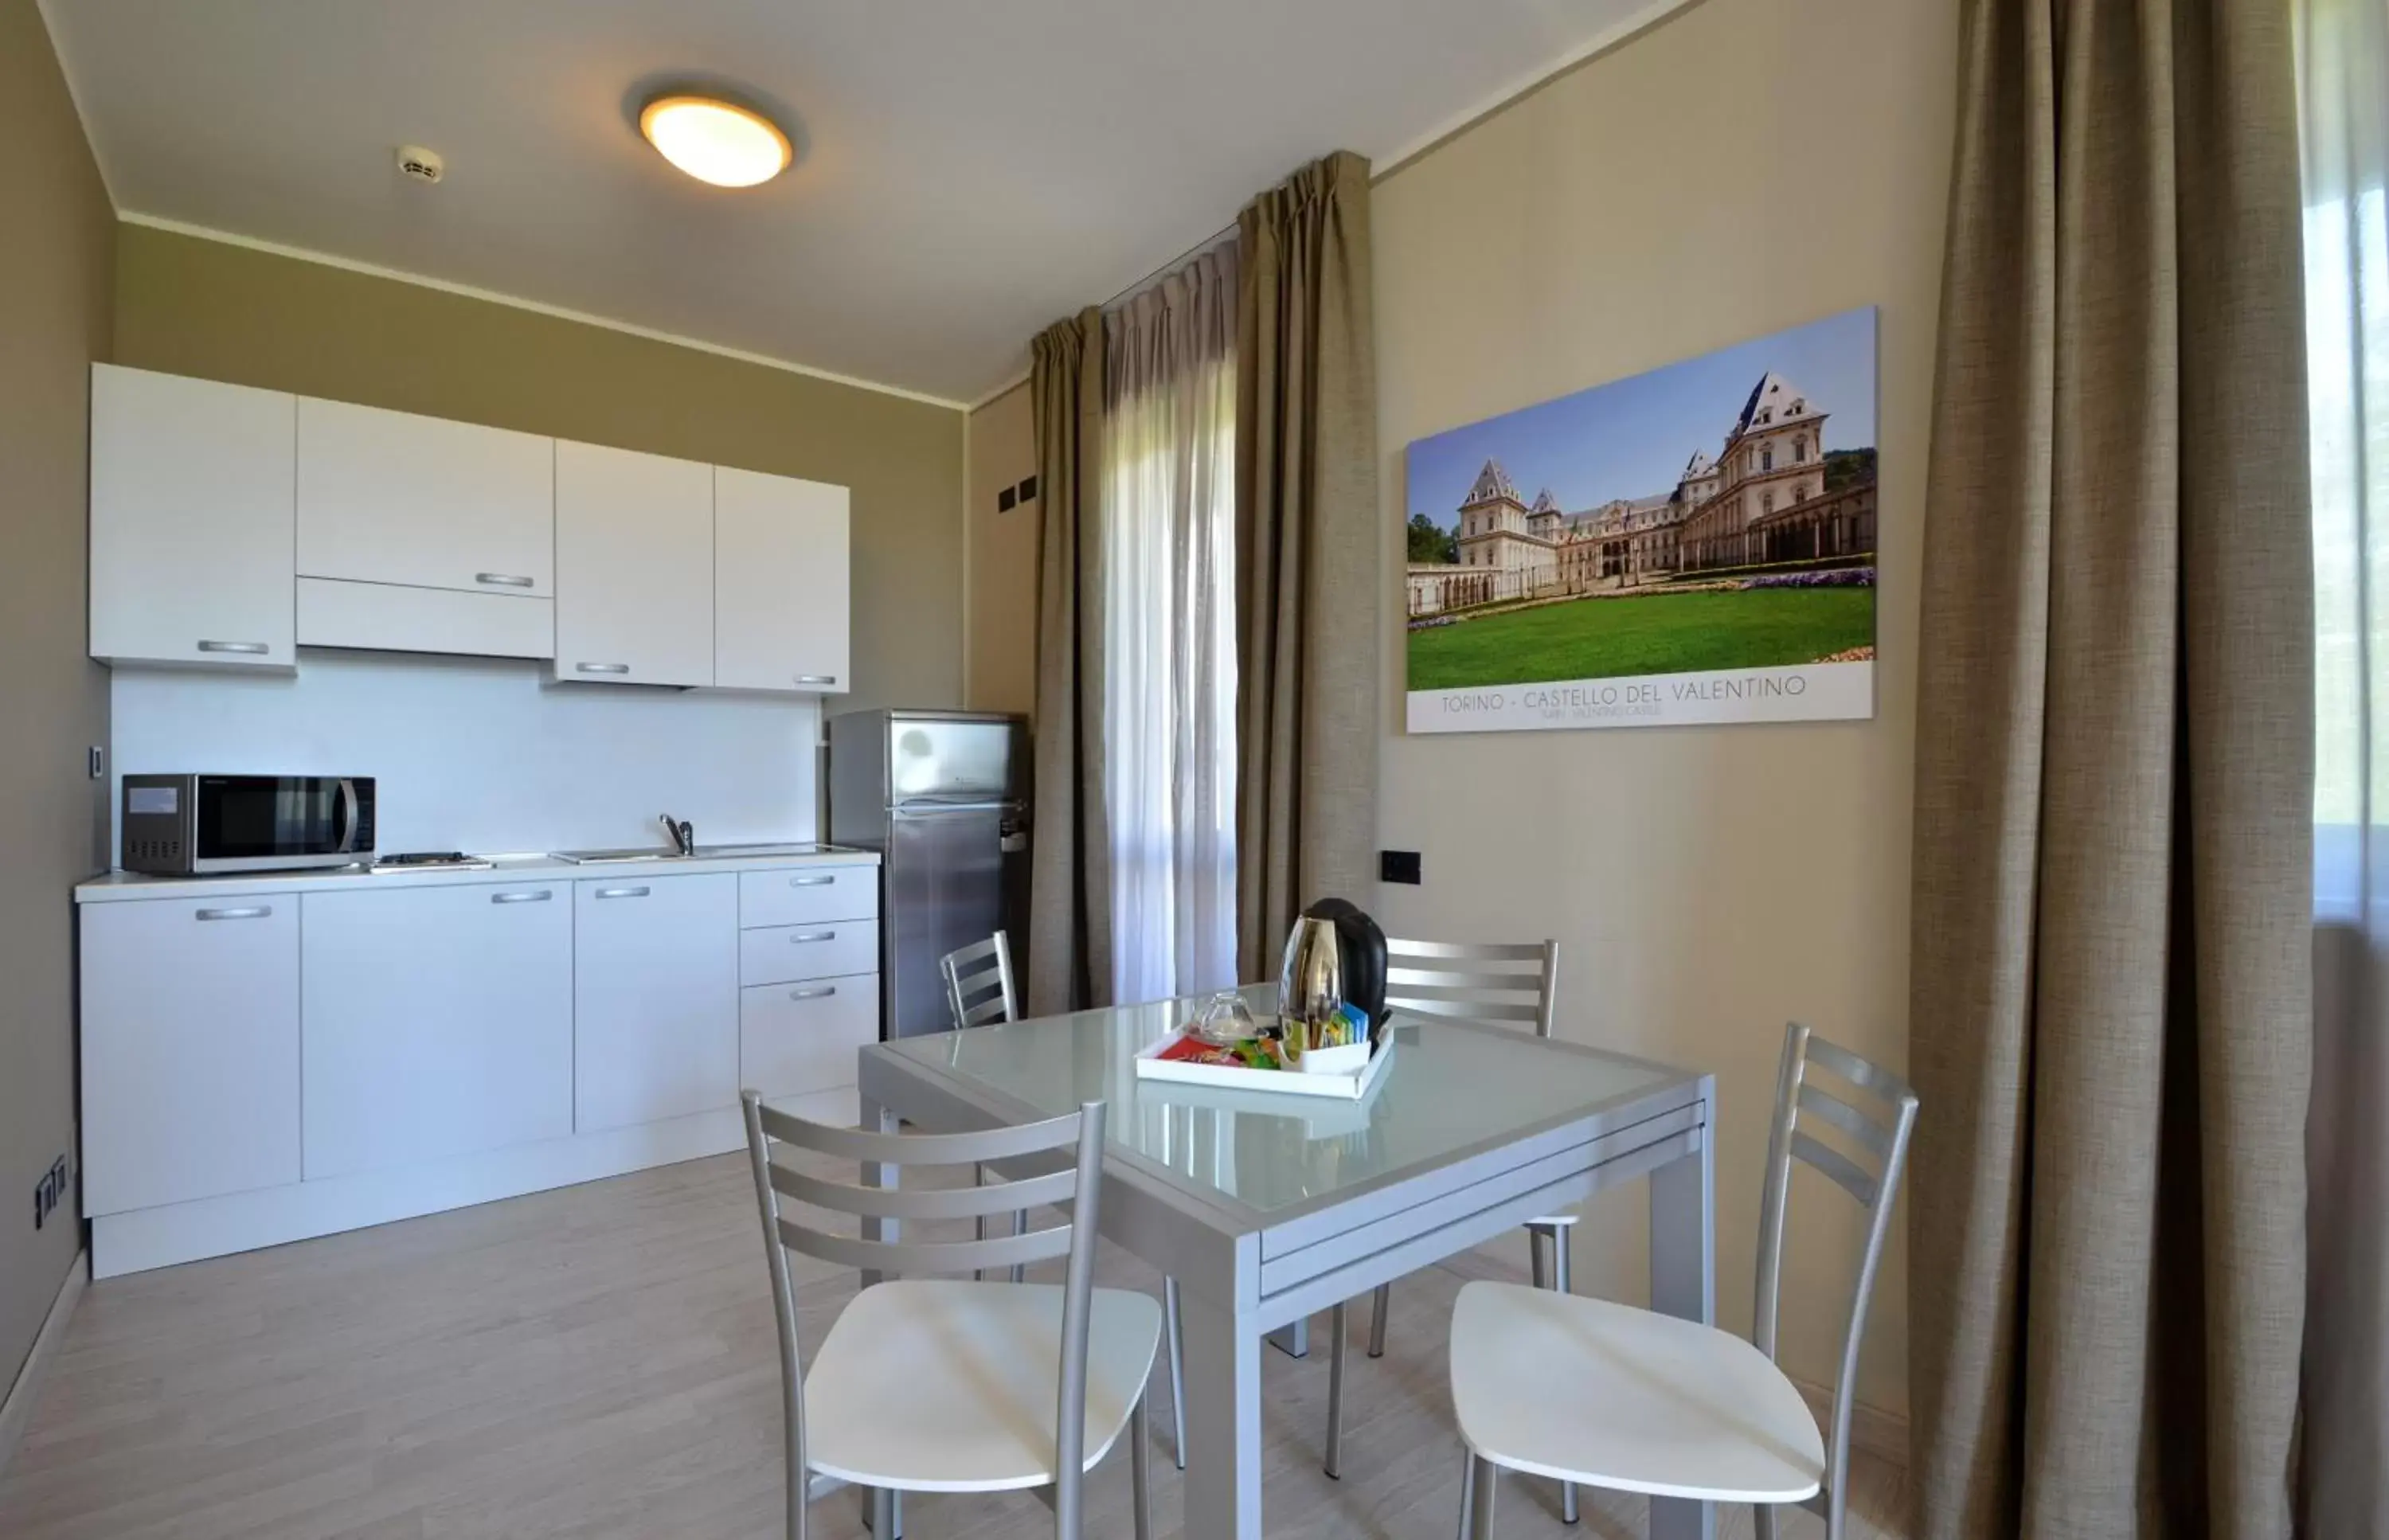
(827, 709, 1031, 1039)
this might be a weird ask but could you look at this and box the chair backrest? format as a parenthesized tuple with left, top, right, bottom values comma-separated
(940, 930, 1018, 1030)
(1750, 1023, 1918, 1540)
(1382, 936, 1559, 1038)
(740, 1090, 1108, 1540)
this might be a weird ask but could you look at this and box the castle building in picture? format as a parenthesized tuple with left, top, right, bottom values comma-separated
(1407, 371, 1876, 616)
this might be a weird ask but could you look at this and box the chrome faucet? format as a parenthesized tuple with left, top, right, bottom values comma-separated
(659, 813, 694, 856)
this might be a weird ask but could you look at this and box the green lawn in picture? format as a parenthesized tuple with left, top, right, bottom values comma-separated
(1406, 587, 1874, 692)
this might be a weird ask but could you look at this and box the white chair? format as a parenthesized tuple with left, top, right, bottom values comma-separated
(938, 930, 1192, 1472)
(1324, 939, 1575, 1516)
(740, 1089, 1161, 1540)
(1445, 1022, 1918, 1538)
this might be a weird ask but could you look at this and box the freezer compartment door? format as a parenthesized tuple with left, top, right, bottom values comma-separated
(889, 717, 1026, 804)
(886, 807, 1009, 1038)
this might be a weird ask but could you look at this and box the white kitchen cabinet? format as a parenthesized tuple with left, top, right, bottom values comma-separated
(555, 440, 714, 688)
(573, 874, 739, 1132)
(297, 397, 555, 597)
(740, 919, 880, 988)
(741, 975, 879, 1100)
(80, 896, 301, 1215)
(301, 882, 573, 1179)
(738, 864, 878, 928)
(88, 364, 297, 670)
(714, 466, 850, 694)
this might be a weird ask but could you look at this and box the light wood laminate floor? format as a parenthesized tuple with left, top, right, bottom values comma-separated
(0, 1151, 1910, 1538)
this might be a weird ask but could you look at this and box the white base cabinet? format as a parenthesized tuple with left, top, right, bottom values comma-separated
(76, 857, 880, 1276)
(741, 975, 879, 1101)
(300, 881, 574, 1180)
(573, 874, 740, 1132)
(80, 896, 300, 1215)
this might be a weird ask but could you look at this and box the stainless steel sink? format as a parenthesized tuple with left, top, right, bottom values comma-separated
(548, 847, 684, 865)
(549, 842, 847, 865)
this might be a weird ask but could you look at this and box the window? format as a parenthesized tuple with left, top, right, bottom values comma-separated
(1761, 490, 1776, 514)
(1762, 448, 1774, 471)
(1794, 437, 1808, 463)
(1790, 399, 1805, 415)
(1794, 486, 1809, 505)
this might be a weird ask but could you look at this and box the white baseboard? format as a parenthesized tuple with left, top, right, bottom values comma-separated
(0, 1249, 88, 1482)
(91, 1085, 858, 1280)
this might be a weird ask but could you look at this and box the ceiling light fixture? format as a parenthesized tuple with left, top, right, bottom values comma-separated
(639, 94, 792, 188)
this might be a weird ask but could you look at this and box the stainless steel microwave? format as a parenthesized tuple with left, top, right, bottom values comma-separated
(120, 774, 376, 875)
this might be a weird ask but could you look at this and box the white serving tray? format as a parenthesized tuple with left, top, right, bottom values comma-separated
(1132, 1030, 1396, 1101)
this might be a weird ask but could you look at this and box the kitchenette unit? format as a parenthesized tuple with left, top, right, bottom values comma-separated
(76, 362, 875, 1280)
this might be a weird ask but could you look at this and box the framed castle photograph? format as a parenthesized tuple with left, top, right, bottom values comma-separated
(1404, 307, 1879, 734)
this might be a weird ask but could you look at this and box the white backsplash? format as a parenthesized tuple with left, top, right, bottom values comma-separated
(108, 649, 820, 858)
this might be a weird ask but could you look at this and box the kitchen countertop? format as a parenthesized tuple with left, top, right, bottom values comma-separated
(73, 846, 881, 904)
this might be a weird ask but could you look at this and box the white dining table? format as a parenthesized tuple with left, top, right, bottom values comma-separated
(852, 981, 1718, 1540)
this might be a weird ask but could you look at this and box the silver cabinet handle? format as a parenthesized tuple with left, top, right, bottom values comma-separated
(594, 885, 650, 899)
(788, 985, 838, 1000)
(790, 930, 835, 943)
(795, 674, 838, 686)
(196, 905, 272, 920)
(575, 663, 629, 674)
(790, 874, 835, 887)
(197, 640, 269, 655)
(476, 573, 535, 588)
(491, 890, 553, 904)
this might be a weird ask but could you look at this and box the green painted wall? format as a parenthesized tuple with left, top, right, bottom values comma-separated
(0, 0, 113, 1399)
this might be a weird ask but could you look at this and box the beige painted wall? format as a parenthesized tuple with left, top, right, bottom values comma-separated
(1371, 0, 1957, 1418)
(0, 0, 113, 1393)
(965, 381, 1040, 716)
(112, 225, 966, 715)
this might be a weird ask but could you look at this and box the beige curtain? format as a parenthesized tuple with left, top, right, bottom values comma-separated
(1907, 2, 2312, 1536)
(1234, 150, 1381, 982)
(1026, 311, 1113, 1014)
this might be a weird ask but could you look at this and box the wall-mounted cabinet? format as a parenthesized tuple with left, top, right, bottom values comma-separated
(716, 467, 850, 694)
(89, 365, 297, 670)
(89, 366, 852, 695)
(555, 440, 716, 688)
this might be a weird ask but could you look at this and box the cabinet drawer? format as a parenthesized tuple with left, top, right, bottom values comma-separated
(741, 975, 878, 1100)
(740, 919, 878, 987)
(740, 865, 877, 928)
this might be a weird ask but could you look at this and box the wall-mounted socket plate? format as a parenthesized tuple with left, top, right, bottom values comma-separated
(1380, 850, 1421, 885)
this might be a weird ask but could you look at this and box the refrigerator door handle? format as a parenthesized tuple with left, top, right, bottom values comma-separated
(893, 797, 1022, 815)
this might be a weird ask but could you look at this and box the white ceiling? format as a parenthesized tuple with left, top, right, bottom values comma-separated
(41, 0, 1680, 406)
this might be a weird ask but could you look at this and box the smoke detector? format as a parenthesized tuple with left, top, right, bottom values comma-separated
(395, 145, 445, 185)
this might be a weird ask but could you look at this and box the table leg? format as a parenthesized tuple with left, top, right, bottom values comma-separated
(858, 1092, 898, 1289)
(1648, 1124, 1717, 1540)
(1177, 1288, 1263, 1538)
(1268, 1317, 1309, 1358)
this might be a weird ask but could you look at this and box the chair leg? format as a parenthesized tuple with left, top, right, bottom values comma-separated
(1550, 1228, 1577, 1524)
(1528, 1227, 1550, 1290)
(1324, 1303, 1347, 1478)
(1367, 1281, 1390, 1358)
(1163, 1277, 1188, 1472)
(1456, 1450, 1478, 1539)
(867, 1487, 897, 1538)
(1130, 1387, 1154, 1540)
(1011, 1209, 1027, 1284)
(1470, 1456, 1499, 1539)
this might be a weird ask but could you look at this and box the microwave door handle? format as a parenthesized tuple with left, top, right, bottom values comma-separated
(335, 779, 361, 854)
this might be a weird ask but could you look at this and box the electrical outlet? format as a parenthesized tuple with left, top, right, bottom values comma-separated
(88, 745, 104, 780)
(1016, 475, 1038, 504)
(997, 485, 1018, 512)
(32, 1154, 68, 1230)
(1379, 850, 1421, 885)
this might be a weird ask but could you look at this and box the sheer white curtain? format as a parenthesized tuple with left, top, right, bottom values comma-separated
(1101, 243, 1239, 1004)
(2299, 1, 2389, 1529)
